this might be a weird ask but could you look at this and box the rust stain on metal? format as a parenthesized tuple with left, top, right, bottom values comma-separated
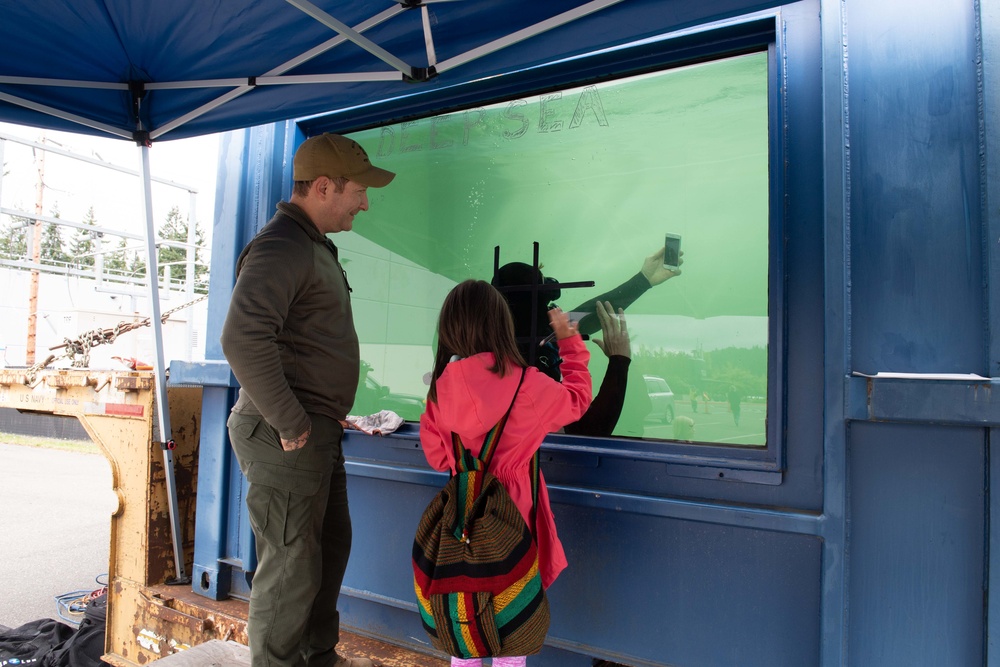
(44, 373, 98, 388)
(115, 375, 154, 391)
(123, 585, 252, 661)
(120, 586, 446, 667)
(338, 631, 449, 667)
(0, 371, 26, 386)
(99, 652, 130, 667)
(143, 592, 215, 634)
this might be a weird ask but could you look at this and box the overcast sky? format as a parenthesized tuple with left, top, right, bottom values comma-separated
(0, 121, 220, 246)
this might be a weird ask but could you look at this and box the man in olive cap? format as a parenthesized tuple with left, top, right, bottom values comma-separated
(222, 133, 395, 667)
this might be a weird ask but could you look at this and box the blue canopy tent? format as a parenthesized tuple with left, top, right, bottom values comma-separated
(0, 0, 781, 602)
(0, 0, 783, 141)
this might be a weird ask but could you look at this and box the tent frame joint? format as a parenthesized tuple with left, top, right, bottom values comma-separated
(128, 80, 146, 110)
(128, 80, 151, 145)
(405, 65, 438, 83)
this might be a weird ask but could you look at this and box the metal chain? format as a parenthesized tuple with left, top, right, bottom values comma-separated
(24, 353, 60, 386)
(30, 293, 210, 375)
(162, 295, 207, 319)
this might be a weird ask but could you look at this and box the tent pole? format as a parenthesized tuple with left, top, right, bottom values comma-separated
(436, 0, 625, 74)
(149, 5, 404, 140)
(0, 91, 131, 139)
(420, 5, 438, 67)
(185, 190, 197, 363)
(138, 143, 189, 584)
(285, 0, 412, 74)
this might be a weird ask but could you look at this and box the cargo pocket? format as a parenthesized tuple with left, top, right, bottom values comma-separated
(228, 413, 285, 476)
(245, 461, 323, 558)
(245, 481, 273, 540)
(229, 413, 259, 439)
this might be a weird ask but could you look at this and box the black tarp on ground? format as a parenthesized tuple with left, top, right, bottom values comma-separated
(0, 592, 106, 667)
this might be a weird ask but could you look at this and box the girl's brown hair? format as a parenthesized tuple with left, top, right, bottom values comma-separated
(428, 279, 527, 403)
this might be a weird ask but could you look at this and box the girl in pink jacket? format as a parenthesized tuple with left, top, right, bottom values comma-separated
(420, 279, 592, 667)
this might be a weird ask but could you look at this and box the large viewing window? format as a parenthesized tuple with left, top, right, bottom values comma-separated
(341, 50, 770, 447)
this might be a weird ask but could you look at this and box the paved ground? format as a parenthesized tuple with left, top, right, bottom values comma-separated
(0, 440, 113, 629)
(643, 400, 767, 445)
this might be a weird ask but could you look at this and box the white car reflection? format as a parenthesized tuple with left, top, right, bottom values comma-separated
(643, 375, 675, 424)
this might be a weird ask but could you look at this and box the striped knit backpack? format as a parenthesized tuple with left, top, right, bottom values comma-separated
(412, 369, 550, 658)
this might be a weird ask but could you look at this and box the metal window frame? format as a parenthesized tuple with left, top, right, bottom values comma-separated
(326, 12, 787, 485)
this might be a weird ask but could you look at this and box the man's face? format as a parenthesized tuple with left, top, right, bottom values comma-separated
(317, 178, 370, 234)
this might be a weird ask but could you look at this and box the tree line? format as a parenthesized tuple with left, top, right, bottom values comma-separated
(632, 344, 768, 401)
(0, 204, 208, 290)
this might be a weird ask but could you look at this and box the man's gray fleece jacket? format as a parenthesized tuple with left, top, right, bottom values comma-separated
(221, 201, 360, 440)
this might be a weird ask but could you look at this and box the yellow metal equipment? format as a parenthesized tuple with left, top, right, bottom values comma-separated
(0, 367, 444, 667)
(0, 367, 232, 665)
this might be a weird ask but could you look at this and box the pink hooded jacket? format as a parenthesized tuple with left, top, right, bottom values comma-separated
(419, 335, 591, 588)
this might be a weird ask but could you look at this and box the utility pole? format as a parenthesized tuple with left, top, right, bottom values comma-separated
(185, 190, 196, 362)
(25, 138, 44, 365)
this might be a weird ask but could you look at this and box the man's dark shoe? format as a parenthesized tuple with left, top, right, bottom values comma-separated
(332, 654, 374, 667)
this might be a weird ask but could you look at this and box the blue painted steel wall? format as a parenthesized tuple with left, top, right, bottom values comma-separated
(849, 1, 985, 374)
(190, 123, 302, 601)
(839, 1, 994, 666)
(848, 422, 986, 665)
(178, 0, 1000, 665)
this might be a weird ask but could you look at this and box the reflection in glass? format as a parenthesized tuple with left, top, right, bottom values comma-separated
(339, 51, 769, 446)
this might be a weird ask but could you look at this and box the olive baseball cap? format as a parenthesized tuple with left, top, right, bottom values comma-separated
(293, 133, 395, 187)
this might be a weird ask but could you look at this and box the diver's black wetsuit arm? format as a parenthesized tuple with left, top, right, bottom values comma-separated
(563, 355, 631, 436)
(570, 273, 652, 337)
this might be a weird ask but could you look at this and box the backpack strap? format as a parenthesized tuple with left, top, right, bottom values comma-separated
(481, 368, 539, 534)
(449, 368, 533, 542)
(477, 367, 527, 470)
(451, 432, 481, 474)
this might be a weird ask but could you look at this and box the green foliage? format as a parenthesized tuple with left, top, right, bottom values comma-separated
(631, 345, 768, 400)
(103, 237, 146, 278)
(0, 190, 206, 294)
(68, 206, 98, 267)
(104, 237, 129, 273)
(0, 215, 29, 258)
(0, 431, 98, 453)
(703, 347, 767, 398)
(129, 249, 147, 278)
(157, 205, 208, 288)
(40, 222, 71, 264)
